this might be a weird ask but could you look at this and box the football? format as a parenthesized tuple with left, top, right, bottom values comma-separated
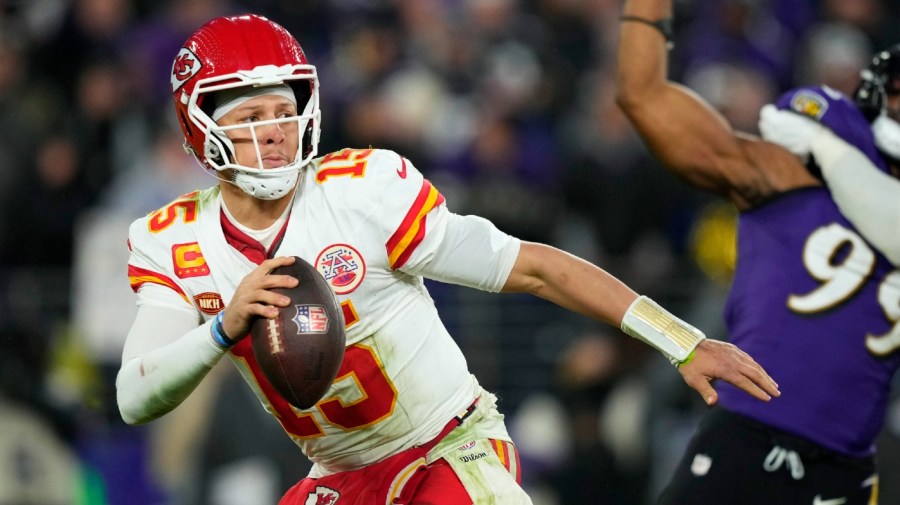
(250, 256, 346, 409)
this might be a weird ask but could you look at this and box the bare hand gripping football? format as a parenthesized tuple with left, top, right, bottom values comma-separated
(250, 257, 346, 409)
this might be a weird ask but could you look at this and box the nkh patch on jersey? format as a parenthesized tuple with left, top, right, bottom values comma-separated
(193, 292, 223, 315)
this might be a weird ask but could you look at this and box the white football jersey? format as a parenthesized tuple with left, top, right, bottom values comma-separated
(126, 148, 519, 475)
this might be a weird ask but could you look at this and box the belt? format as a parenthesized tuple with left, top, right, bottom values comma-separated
(420, 397, 479, 452)
(453, 397, 479, 425)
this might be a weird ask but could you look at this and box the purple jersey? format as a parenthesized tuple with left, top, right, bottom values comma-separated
(774, 85, 890, 173)
(718, 187, 900, 458)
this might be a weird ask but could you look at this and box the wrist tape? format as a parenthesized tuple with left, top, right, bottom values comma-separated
(210, 311, 237, 349)
(621, 296, 705, 365)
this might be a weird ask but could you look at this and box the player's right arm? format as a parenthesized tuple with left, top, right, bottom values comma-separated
(615, 0, 816, 209)
(116, 297, 224, 425)
(117, 237, 297, 424)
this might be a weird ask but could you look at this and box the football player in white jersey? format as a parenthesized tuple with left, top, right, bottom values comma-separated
(116, 14, 780, 505)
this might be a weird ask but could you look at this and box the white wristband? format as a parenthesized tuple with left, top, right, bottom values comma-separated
(621, 296, 705, 365)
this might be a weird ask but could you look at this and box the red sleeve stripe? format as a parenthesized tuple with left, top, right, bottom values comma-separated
(127, 264, 190, 305)
(386, 180, 444, 269)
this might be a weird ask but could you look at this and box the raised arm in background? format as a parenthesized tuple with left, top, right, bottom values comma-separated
(615, 0, 817, 209)
(615, 1, 900, 505)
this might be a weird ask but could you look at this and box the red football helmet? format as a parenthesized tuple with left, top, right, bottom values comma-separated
(170, 14, 320, 199)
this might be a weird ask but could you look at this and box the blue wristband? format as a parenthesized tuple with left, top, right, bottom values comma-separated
(211, 312, 237, 348)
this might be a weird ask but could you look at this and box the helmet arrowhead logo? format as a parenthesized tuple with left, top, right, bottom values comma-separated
(171, 47, 202, 92)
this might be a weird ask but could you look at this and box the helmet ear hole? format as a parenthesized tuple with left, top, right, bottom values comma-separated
(204, 139, 225, 166)
(855, 79, 884, 122)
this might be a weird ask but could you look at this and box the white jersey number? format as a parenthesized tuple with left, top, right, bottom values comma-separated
(787, 223, 900, 355)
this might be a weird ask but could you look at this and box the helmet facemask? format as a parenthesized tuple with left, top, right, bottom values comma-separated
(185, 64, 321, 200)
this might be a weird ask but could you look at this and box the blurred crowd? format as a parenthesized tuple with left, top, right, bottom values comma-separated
(0, 0, 899, 504)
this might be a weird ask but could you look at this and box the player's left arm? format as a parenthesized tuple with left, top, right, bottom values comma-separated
(503, 242, 781, 405)
(380, 153, 778, 403)
(384, 156, 779, 404)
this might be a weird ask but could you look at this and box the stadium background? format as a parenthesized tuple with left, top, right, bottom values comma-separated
(0, 0, 898, 503)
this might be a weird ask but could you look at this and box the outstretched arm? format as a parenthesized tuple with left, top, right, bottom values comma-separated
(502, 242, 781, 405)
(615, 0, 815, 209)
